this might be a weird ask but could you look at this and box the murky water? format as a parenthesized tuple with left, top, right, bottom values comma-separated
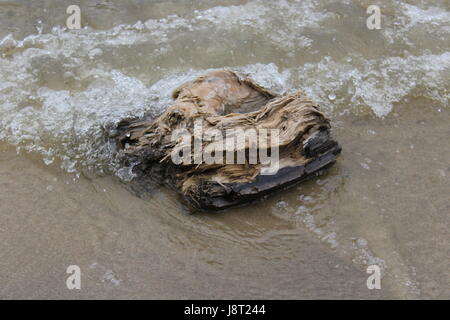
(0, 0, 449, 299)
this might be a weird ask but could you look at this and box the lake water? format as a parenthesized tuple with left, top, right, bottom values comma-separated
(0, 0, 448, 299)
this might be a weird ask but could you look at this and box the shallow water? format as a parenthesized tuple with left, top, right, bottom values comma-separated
(0, 0, 449, 299)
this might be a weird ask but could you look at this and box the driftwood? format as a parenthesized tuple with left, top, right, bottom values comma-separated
(114, 70, 341, 210)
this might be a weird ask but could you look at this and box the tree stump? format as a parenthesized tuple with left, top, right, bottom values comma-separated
(114, 70, 341, 211)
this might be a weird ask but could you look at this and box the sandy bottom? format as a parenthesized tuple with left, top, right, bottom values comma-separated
(1, 99, 448, 299)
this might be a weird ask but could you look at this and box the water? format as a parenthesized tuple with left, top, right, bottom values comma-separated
(0, 0, 449, 298)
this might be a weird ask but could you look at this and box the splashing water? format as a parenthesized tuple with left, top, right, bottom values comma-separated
(0, 0, 448, 179)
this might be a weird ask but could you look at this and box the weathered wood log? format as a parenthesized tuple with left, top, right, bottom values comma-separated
(114, 70, 341, 211)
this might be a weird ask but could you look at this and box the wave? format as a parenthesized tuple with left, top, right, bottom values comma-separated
(0, 0, 448, 178)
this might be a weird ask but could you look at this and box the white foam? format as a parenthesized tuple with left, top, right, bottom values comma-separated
(402, 3, 450, 28)
(0, 0, 448, 178)
(294, 53, 450, 117)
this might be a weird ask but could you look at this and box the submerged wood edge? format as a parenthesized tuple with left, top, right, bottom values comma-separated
(186, 144, 341, 211)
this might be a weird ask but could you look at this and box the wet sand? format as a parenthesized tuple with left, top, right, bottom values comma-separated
(0, 142, 388, 299)
(1, 99, 448, 298)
